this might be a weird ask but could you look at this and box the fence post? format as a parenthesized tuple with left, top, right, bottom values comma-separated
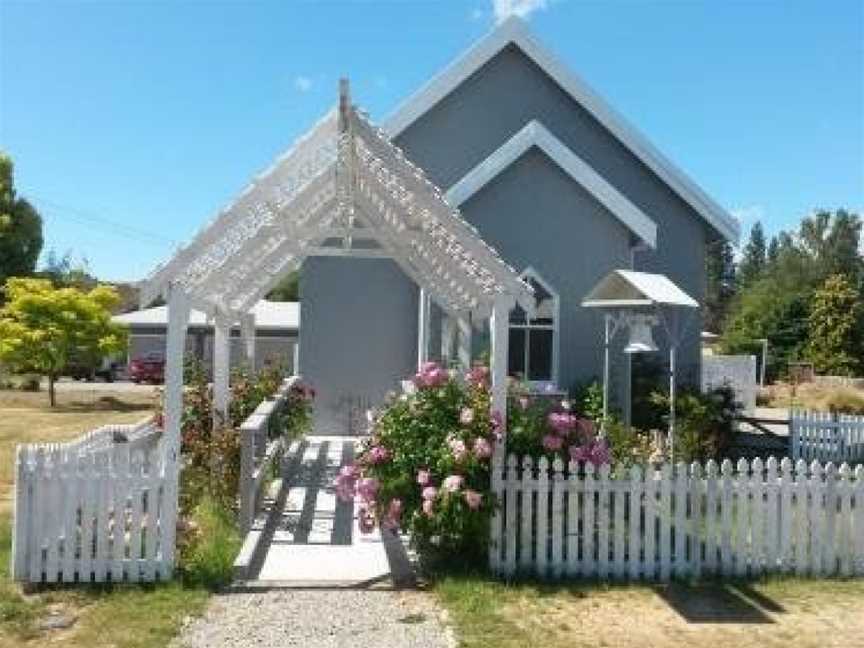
(238, 420, 257, 535)
(11, 446, 29, 581)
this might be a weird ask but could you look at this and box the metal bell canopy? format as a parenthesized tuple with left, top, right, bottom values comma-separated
(582, 270, 699, 458)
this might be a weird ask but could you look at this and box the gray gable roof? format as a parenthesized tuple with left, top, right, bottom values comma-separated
(383, 17, 739, 245)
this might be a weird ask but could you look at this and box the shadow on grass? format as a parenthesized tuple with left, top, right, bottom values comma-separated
(656, 582, 780, 624)
(50, 396, 154, 414)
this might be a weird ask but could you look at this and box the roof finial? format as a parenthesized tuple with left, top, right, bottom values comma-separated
(339, 78, 351, 129)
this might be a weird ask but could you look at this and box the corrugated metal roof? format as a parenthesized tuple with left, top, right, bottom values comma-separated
(113, 300, 300, 330)
(581, 270, 698, 309)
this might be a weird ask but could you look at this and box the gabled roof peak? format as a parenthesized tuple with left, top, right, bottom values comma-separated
(383, 16, 739, 244)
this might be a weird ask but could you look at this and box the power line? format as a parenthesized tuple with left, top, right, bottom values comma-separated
(27, 194, 181, 247)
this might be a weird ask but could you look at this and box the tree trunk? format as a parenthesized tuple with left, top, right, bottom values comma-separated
(48, 374, 56, 407)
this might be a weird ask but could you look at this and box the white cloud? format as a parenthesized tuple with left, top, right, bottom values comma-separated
(492, 0, 548, 23)
(293, 75, 313, 93)
(730, 205, 765, 230)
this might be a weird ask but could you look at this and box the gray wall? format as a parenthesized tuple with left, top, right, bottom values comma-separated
(299, 257, 418, 435)
(299, 42, 715, 426)
(394, 44, 710, 392)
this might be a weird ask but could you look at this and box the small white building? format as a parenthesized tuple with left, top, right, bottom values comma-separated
(112, 300, 299, 374)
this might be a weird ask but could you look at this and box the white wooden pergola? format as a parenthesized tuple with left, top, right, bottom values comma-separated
(141, 81, 533, 473)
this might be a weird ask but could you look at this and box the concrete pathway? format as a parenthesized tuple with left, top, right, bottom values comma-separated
(249, 435, 410, 586)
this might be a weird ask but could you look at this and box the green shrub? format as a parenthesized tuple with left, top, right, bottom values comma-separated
(178, 495, 242, 589)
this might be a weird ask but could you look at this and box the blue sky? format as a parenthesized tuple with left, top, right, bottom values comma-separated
(1, 1, 862, 281)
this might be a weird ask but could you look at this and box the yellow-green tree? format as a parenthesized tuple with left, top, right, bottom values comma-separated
(0, 278, 128, 406)
(805, 274, 862, 377)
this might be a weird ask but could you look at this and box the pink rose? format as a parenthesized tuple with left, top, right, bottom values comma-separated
(358, 506, 376, 534)
(422, 486, 438, 501)
(383, 498, 403, 530)
(542, 433, 564, 452)
(465, 366, 490, 388)
(356, 477, 379, 502)
(448, 436, 468, 462)
(472, 437, 493, 460)
(548, 412, 577, 436)
(490, 410, 504, 440)
(422, 499, 435, 517)
(367, 445, 391, 464)
(416, 469, 431, 486)
(464, 489, 483, 511)
(459, 407, 475, 425)
(442, 475, 464, 493)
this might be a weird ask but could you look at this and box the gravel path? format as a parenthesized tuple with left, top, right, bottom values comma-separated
(172, 589, 455, 648)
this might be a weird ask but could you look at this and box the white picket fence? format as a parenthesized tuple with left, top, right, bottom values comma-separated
(791, 411, 864, 464)
(490, 455, 864, 581)
(12, 419, 177, 584)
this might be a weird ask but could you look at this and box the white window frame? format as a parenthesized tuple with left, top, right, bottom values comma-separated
(509, 267, 560, 389)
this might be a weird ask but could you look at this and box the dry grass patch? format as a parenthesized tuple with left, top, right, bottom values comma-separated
(0, 387, 209, 648)
(0, 388, 157, 515)
(434, 576, 864, 648)
(759, 382, 864, 413)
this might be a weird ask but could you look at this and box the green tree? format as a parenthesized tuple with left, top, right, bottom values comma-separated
(0, 278, 128, 406)
(0, 154, 43, 291)
(805, 274, 862, 376)
(704, 239, 736, 332)
(267, 270, 300, 301)
(799, 209, 863, 286)
(737, 221, 767, 287)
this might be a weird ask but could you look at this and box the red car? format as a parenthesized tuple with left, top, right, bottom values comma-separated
(129, 352, 165, 384)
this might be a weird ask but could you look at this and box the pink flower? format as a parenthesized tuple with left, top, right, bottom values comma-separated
(367, 445, 391, 464)
(356, 477, 379, 502)
(490, 410, 504, 440)
(548, 412, 577, 436)
(383, 498, 403, 530)
(464, 489, 483, 511)
(416, 469, 431, 486)
(465, 366, 490, 388)
(459, 407, 475, 425)
(448, 435, 468, 462)
(542, 433, 564, 452)
(518, 396, 530, 410)
(568, 439, 610, 467)
(442, 475, 464, 493)
(472, 437, 493, 460)
(422, 499, 435, 517)
(333, 464, 360, 502)
(358, 506, 376, 534)
(422, 486, 438, 501)
(413, 361, 449, 389)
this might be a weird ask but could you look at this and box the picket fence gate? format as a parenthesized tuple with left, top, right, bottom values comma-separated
(791, 411, 864, 464)
(11, 420, 178, 584)
(489, 455, 864, 581)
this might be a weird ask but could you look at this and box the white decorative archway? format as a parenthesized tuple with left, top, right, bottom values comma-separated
(142, 81, 534, 476)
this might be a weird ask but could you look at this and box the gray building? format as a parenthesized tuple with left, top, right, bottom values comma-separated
(113, 300, 299, 376)
(300, 19, 738, 431)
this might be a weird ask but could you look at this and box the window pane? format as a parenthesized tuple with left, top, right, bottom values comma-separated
(528, 329, 553, 381)
(509, 304, 527, 325)
(528, 277, 555, 325)
(508, 328, 526, 378)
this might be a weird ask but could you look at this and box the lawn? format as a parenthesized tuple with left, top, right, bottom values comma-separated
(0, 387, 210, 647)
(434, 574, 864, 648)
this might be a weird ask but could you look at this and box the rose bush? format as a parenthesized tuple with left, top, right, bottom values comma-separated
(335, 362, 613, 568)
(335, 362, 500, 566)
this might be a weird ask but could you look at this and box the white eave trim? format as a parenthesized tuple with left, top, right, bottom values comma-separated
(383, 16, 739, 245)
(445, 120, 657, 249)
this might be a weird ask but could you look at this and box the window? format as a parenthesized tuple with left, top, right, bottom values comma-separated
(508, 268, 559, 386)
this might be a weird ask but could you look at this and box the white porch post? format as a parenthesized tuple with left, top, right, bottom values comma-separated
(417, 288, 430, 369)
(162, 283, 190, 577)
(212, 311, 232, 428)
(441, 315, 455, 367)
(241, 312, 256, 374)
(490, 295, 511, 444)
(457, 315, 473, 371)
